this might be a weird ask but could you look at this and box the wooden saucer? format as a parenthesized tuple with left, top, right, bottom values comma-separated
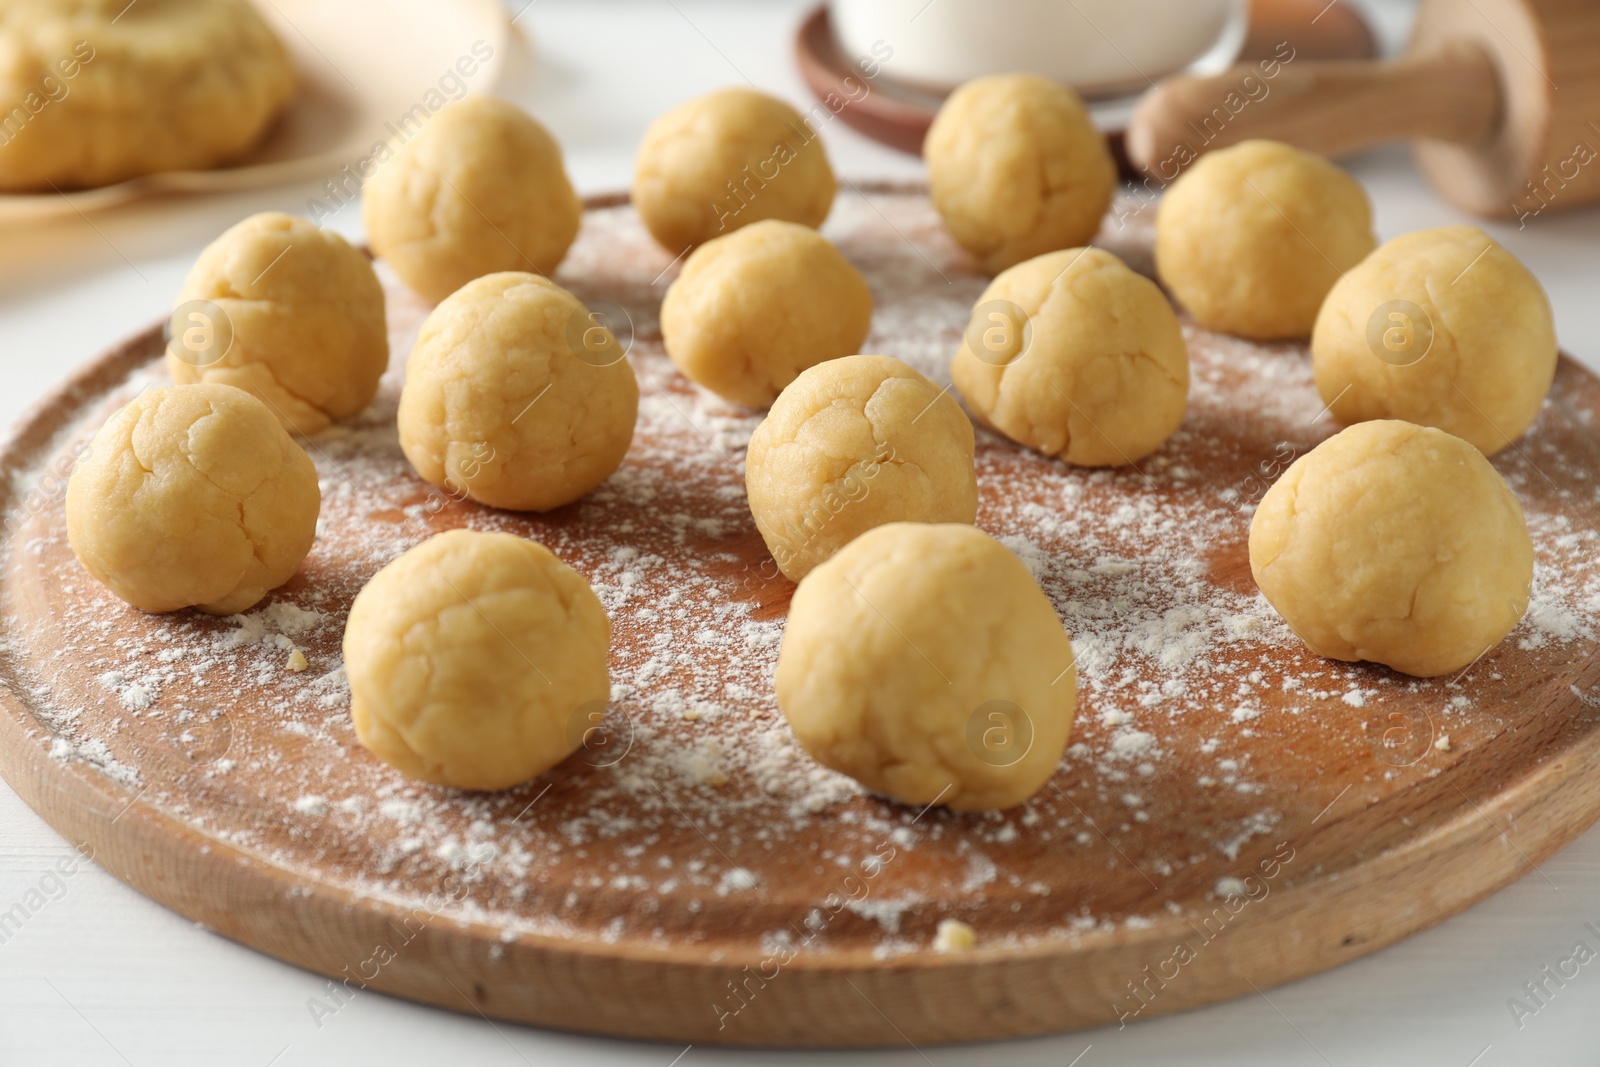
(1, 185, 1598, 1046)
(795, 0, 1380, 164)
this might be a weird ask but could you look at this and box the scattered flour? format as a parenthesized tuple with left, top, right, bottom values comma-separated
(4, 190, 1597, 963)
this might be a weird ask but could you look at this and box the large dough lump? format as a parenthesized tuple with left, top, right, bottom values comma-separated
(0, 0, 294, 191)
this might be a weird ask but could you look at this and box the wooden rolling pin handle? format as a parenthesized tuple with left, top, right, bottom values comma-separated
(1126, 42, 1503, 174)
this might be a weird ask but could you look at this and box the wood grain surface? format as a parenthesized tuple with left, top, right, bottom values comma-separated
(1, 186, 1598, 1047)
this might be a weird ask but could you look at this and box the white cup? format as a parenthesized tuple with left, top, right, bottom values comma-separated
(830, 0, 1249, 97)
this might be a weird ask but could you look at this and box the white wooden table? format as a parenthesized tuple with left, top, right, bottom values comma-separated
(2, 2, 1598, 1063)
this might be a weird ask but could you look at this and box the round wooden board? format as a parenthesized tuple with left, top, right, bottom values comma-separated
(3, 185, 1600, 1048)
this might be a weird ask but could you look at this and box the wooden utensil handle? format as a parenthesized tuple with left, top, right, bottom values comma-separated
(1126, 44, 1502, 173)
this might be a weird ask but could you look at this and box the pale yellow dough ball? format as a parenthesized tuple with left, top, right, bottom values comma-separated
(343, 529, 611, 791)
(0, 0, 294, 192)
(65, 384, 320, 615)
(924, 74, 1116, 274)
(1249, 420, 1532, 678)
(633, 87, 836, 254)
(953, 247, 1188, 467)
(660, 220, 872, 408)
(363, 96, 581, 304)
(776, 523, 1077, 811)
(1156, 140, 1377, 340)
(167, 213, 388, 435)
(745, 355, 976, 581)
(1311, 225, 1557, 456)
(398, 272, 638, 512)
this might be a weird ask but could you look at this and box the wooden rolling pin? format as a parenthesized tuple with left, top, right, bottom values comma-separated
(1127, 0, 1600, 221)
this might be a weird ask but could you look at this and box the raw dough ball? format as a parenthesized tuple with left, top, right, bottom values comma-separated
(65, 383, 319, 615)
(633, 87, 836, 254)
(660, 220, 873, 407)
(1156, 140, 1377, 340)
(952, 247, 1188, 467)
(167, 213, 388, 435)
(0, 0, 294, 191)
(1249, 420, 1533, 678)
(924, 74, 1116, 274)
(398, 272, 638, 512)
(745, 355, 976, 581)
(1311, 225, 1557, 456)
(776, 522, 1077, 811)
(343, 529, 611, 791)
(363, 96, 581, 304)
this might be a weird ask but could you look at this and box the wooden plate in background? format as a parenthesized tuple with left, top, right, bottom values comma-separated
(0, 0, 509, 223)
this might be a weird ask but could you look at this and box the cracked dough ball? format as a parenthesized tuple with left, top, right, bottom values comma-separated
(924, 74, 1116, 274)
(167, 213, 388, 435)
(65, 383, 319, 615)
(363, 96, 581, 304)
(776, 522, 1077, 811)
(746, 355, 976, 581)
(1311, 225, 1557, 456)
(0, 0, 294, 191)
(953, 247, 1188, 467)
(660, 220, 872, 408)
(398, 272, 638, 512)
(343, 529, 611, 791)
(633, 87, 836, 255)
(1156, 140, 1376, 340)
(1249, 420, 1532, 678)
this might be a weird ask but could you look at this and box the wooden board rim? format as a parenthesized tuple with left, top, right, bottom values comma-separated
(2, 186, 1598, 1046)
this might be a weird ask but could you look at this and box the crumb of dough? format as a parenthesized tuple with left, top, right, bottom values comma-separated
(933, 919, 977, 953)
